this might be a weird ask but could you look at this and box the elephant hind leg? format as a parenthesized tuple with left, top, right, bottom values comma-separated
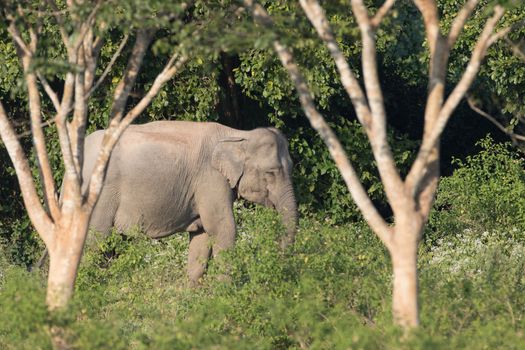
(90, 191, 118, 233)
(187, 230, 211, 287)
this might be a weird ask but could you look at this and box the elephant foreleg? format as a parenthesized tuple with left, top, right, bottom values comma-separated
(203, 213, 236, 284)
(194, 177, 236, 282)
(187, 230, 211, 287)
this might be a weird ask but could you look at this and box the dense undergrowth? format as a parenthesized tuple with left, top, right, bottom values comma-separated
(1, 138, 525, 349)
(1, 208, 525, 349)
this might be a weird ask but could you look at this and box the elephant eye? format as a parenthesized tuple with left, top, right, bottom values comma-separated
(264, 170, 277, 182)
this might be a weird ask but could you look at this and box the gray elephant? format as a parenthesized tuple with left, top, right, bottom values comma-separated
(82, 121, 298, 284)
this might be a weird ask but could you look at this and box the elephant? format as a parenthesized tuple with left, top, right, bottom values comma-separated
(82, 120, 298, 284)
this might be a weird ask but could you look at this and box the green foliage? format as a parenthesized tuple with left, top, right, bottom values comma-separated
(419, 229, 525, 347)
(290, 119, 416, 223)
(429, 136, 525, 240)
(2, 207, 525, 348)
(0, 267, 51, 349)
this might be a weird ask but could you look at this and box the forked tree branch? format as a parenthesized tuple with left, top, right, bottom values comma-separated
(52, 2, 103, 207)
(37, 33, 130, 113)
(430, 6, 505, 147)
(370, 0, 396, 28)
(0, 102, 54, 243)
(406, 5, 505, 194)
(69, 1, 102, 52)
(6, 16, 62, 220)
(243, 0, 394, 248)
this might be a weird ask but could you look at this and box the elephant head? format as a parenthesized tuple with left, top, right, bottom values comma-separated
(212, 128, 298, 247)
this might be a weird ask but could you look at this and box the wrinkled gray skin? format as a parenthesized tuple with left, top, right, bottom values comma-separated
(83, 121, 298, 284)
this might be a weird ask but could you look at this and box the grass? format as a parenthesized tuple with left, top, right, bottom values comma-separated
(1, 206, 524, 349)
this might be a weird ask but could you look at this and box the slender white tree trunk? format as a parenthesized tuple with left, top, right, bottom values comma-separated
(391, 242, 419, 327)
(389, 211, 423, 328)
(46, 212, 90, 310)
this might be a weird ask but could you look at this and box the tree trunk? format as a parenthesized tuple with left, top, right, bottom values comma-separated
(218, 52, 241, 128)
(46, 212, 90, 310)
(391, 248, 419, 327)
(390, 220, 421, 328)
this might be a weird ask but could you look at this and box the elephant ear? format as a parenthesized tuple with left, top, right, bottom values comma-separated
(212, 137, 246, 188)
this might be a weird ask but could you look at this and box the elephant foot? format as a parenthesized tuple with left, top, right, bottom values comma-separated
(187, 276, 204, 289)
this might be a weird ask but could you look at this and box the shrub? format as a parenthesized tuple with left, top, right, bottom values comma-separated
(290, 118, 416, 224)
(0, 268, 51, 349)
(429, 136, 525, 242)
(1, 207, 525, 348)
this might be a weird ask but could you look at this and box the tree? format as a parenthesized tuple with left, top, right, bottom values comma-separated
(0, 0, 197, 310)
(244, 0, 520, 328)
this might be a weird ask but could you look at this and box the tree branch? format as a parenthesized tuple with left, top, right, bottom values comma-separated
(54, 70, 81, 211)
(404, 0, 448, 203)
(6, 20, 32, 57)
(85, 53, 188, 208)
(70, 1, 102, 52)
(85, 33, 130, 99)
(109, 29, 155, 122)
(370, 0, 396, 28)
(447, 0, 479, 48)
(350, 0, 405, 206)
(298, 0, 372, 129)
(25, 69, 61, 220)
(45, 0, 70, 48)
(413, 0, 441, 55)
(467, 96, 525, 143)
(37, 73, 61, 112)
(70, 46, 88, 178)
(0, 119, 54, 142)
(433, 5, 505, 140)
(0, 102, 54, 244)
(8, 19, 62, 220)
(407, 5, 505, 195)
(301, 0, 405, 209)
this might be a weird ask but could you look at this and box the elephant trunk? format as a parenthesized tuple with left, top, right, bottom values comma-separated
(275, 184, 298, 249)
